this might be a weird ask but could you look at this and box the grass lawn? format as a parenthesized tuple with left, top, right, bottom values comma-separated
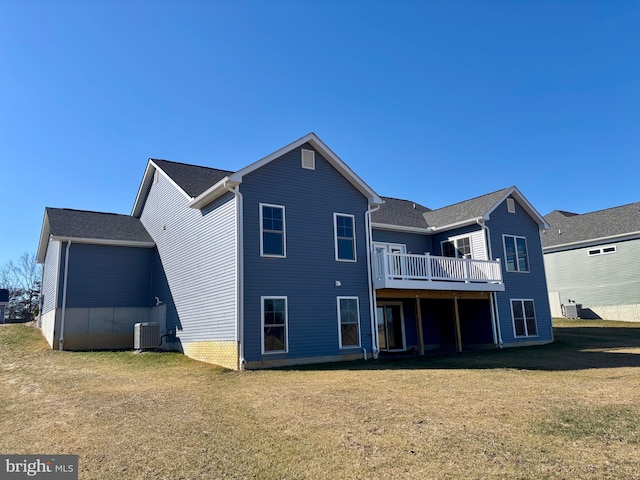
(1, 319, 640, 479)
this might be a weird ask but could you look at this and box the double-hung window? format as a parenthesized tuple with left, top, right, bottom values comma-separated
(260, 204, 286, 257)
(334, 213, 356, 261)
(511, 299, 537, 337)
(337, 297, 361, 348)
(442, 236, 471, 258)
(262, 297, 288, 353)
(503, 235, 529, 272)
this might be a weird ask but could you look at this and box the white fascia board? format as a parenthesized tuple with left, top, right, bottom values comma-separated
(427, 217, 485, 233)
(187, 177, 238, 209)
(542, 231, 640, 253)
(485, 186, 550, 230)
(36, 215, 51, 264)
(50, 236, 156, 249)
(371, 223, 433, 234)
(228, 132, 384, 206)
(131, 160, 192, 217)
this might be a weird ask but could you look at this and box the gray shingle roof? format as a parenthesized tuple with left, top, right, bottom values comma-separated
(422, 188, 512, 229)
(152, 159, 233, 198)
(372, 197, 431, 229)
(46, 208, 154, 243)
(542, 202, 640, 249)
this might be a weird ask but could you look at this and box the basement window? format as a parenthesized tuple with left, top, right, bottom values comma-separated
(588, 245, 617, 256)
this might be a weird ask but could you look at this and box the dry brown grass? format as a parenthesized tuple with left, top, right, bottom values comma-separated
(1, 320, 640, 479)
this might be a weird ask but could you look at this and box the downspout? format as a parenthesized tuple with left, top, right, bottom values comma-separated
(477, 219, 503, 347)
(365, 203, 381, 359)
(223, 182, 245, 369)
(59, 240, 71, 351)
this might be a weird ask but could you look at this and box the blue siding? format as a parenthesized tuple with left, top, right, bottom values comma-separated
(241, 144, 372, 362)
(139, 172, 237, 342)
(64, 243, 153, 308)
(41, 239, 61, 314)
(487, 196, 553, 343)
(372, 229, 432, 254)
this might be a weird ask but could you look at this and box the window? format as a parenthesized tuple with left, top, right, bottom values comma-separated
(442, 237, 471, 258)
(503, 235, 529, 272)
(301, 149, 315, 170)
(588, 245, 617, 256)
(334, 213, 356, 261)
(507, 198, 516, 213)
(262, 297, 288, 353)
(260, 204, 286, 257)
(337, 297, 361, 348)
(511, 299, 537, 337)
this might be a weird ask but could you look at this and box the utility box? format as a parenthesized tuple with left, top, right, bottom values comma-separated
(562, 303, 581, 319)
(134, 322, 160, 350)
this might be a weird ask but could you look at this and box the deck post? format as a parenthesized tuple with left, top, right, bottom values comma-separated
(453, 295, 462, 353)
(416, 295, 424, 356)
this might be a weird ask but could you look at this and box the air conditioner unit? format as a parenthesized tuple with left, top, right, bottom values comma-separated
(134, 322, 160, 350)
(562, 304, 581, 319)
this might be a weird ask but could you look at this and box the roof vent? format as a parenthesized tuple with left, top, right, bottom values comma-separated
(507, 198, 516, 213)
(301, 149, 315, 170)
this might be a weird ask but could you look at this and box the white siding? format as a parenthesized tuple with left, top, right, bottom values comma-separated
(470, 230, 488, 260)
(139, 172, 237, 343)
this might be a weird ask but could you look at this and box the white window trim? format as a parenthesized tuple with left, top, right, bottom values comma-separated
(334, 212, 357, 262)
(373, 242, 407, 254)
(337, 296, 362, 349)
(260, 203, 286, 258)
(502, 234, 530, 273)
(507, 198, 516, 213)
(301, 148, 316, 170)
(510, 298, 538, 338)
(261, 296, 289, 354)
(587, 245, 617, 256)
(441, 235, 472, 259)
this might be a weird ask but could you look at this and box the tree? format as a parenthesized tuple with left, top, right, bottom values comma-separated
(0, 252, 41, 322)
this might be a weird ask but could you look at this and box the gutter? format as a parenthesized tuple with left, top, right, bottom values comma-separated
(365, 203, 382, 359)
(59, 240, 72, 351)
(477, 219, 503, 348)
(223, 181, 245, 369)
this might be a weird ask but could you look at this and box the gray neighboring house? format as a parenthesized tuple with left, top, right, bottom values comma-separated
(542, 202, 640, 321)
(0, 289, 8, 323)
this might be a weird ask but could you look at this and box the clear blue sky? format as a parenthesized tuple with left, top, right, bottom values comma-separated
(1, 0, 638, 267)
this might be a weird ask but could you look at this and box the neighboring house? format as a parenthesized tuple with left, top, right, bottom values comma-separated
(0, 289, 8, 324)
(542, 202, 640, 321)
(36, 133, 553, 369)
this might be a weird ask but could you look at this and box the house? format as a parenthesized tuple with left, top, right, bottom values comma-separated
(36, 133, 553, 369)
(542, 202, 640, 321)
(0, 289, 8, 323)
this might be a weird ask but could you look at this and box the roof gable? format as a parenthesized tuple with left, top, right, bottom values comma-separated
(542, 201, 640, 250)
(371, 187, 548, 233)
(422, 188, 512, 230)
(132, 133, 383, 214)
(37, 208, 154, 263)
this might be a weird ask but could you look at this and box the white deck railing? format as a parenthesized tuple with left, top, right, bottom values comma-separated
(373, 252, 503, 287)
